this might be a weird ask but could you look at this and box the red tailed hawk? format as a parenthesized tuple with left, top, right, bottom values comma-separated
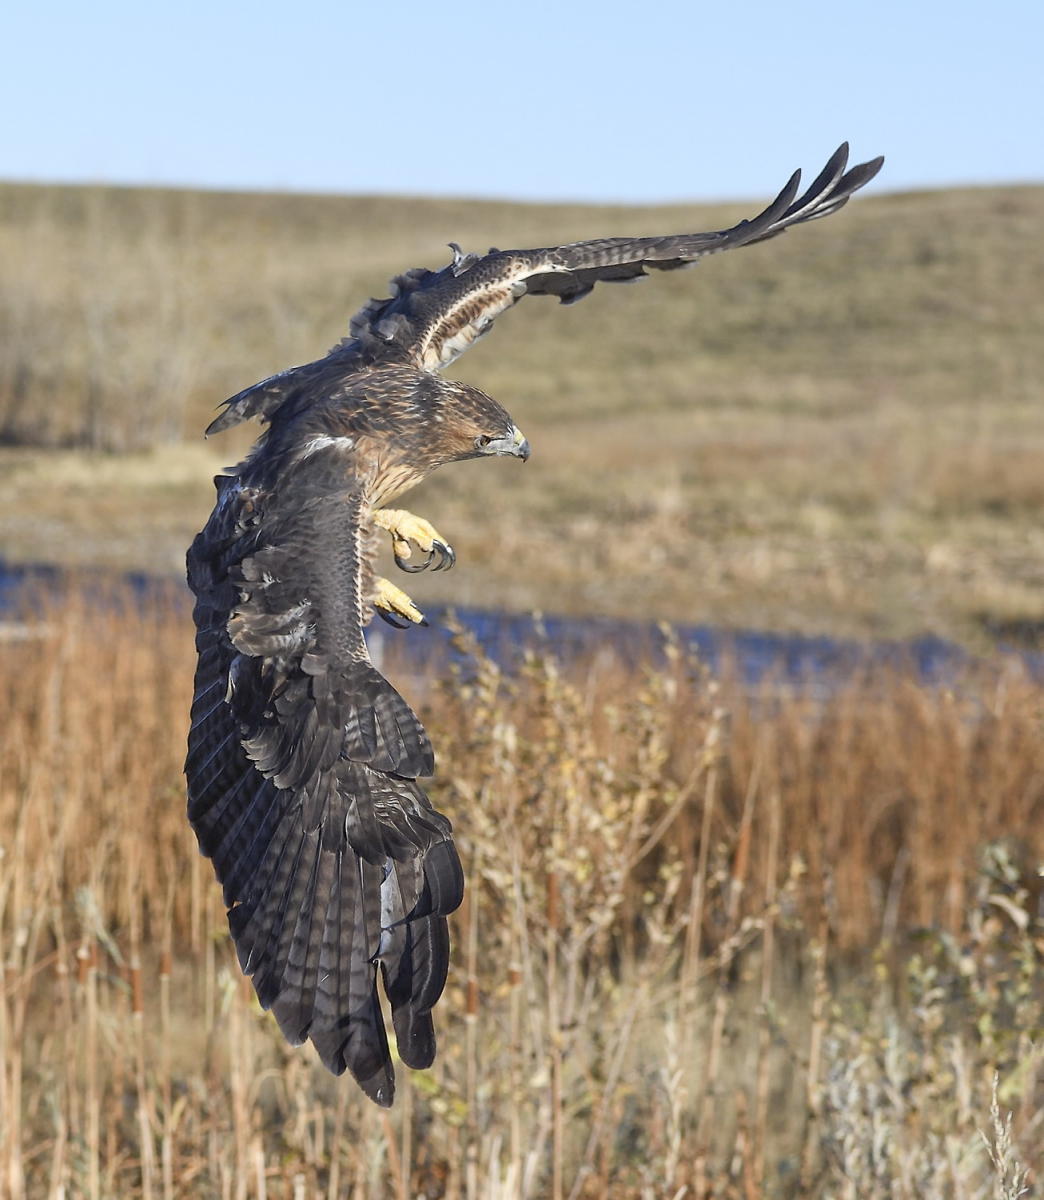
(186, 144, 883, 1104)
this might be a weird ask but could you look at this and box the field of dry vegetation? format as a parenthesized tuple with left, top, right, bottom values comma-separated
(0, 585, 1041, 1197)
(0, 176, 1041, 1196)
(1, 178, 1043, 645)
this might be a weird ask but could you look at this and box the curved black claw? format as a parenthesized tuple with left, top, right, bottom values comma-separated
(432, 540, 456, 572)
(393, 539, 456, 573)
(395, 545, 435, 574)
(378, 609, 414, 629)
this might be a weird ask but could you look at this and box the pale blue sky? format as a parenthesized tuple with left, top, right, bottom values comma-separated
(4, 0, 1042, 202)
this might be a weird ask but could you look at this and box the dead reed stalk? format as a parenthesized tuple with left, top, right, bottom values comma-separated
(0, 582, 1039, 1196)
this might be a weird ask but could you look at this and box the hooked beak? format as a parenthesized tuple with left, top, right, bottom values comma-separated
(482, 424, 530, 462)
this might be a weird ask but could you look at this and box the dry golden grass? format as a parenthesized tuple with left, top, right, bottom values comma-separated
(1, 180, 1043, 645)
(1, 583, 1041, 1197)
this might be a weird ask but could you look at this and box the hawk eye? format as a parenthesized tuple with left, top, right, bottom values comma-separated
(475, 434, 493, 449)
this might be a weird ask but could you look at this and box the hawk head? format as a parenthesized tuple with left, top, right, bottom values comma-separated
(433, 379, 530, 465)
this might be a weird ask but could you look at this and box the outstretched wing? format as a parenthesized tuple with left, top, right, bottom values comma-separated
(185, 447, 463, 1105)
(205, 143, 882, 436)
(350, 143, 883, 371)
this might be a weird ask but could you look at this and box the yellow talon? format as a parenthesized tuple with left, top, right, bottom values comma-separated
(373, 576, 426, 626)
(372, 509, 456, 572)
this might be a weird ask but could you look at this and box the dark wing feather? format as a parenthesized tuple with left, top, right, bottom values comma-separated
(204, 368, 308, 437)
(348, 144, 883, 371)
(185, 450, 461, 1105)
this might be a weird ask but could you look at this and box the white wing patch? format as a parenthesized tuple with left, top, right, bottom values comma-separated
(419, 275, 542, 370)
(298, 434, 356, 460)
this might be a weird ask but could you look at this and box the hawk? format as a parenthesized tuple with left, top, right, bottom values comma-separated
(185, 144, 883, 1104)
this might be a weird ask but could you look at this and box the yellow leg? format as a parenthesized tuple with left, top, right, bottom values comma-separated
(373, 576, 427, 627)
(372, 509, 456, 573)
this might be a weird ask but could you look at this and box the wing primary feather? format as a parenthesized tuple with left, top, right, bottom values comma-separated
(735, 168, 804, 241)
(778, 143, 848, 223)
(269, 830, 333, 1043)
(312, 848, 351, 1038)
(216, 782, 285, 908)
(310, 856, 395, 1104)
(234, 818, 308, 993)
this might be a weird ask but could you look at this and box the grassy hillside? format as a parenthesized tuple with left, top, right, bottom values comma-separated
(1, 178, 1042, 644)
